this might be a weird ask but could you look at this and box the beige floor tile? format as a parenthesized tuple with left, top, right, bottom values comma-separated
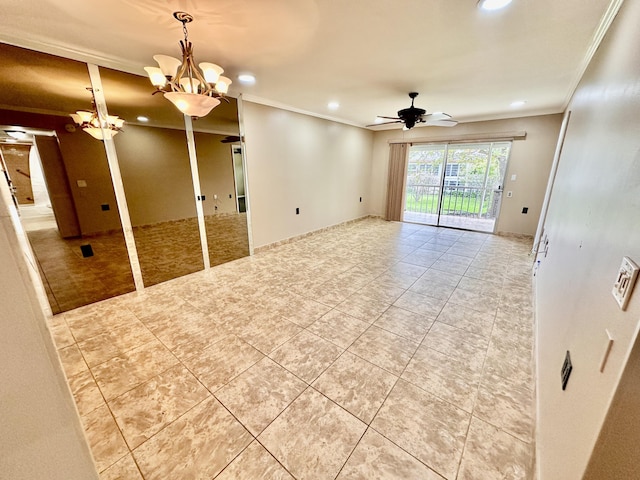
(448, 288, 499, 315)
(371, 379, 471, 480)
(422, 322, 489, 371)
(483, 339, 533, 390)
(409, 277, 457, 300)
(474, 372, 535, 443)
(108, 365, 209, 448)
(143, 308, 226, 351)
(457, 416, 533, 480)
(335, 292, 391, 323)
(375, 270, 419, 289)
(313, 352, 397, 424)
(48, 315, 75, 349)
(373, 305, 434, 343)
(81, 404, 129, 473)
(91, 339, 179, 400)
(393, 290, 447, 317)
(457, 276, 503, 299)
(58, 344, 89, 378)
(418, 268, 462, 287)
(237, 314, 303, 354)
(402, 346, 480, 412)
(337, 428, 444, 479)
(431, 258, 470, 275)
(436, 303, 495, 338)
(67, 369, 105, 417)
(215, 357, 307, 435)
(66, 307, 139, 342)
(180, 334, 264, 392)
(277, 294, 332, 327)
(270, 330, 343, 383)
(216, 441, 294, 480)
(133, 396, 252, 480)
(307, 310, 370, 349)
(464, 266, 507, 285)
(401, 250, 442, 268)
(259, 388, 367, 480)
(357, 280, 407, 304)
(305, 280, 357, 307)
(78, 320, 156, 367)
(100, 453, 143, 480)
(348, 326, 419, 375)
(388, 261, 428, 278)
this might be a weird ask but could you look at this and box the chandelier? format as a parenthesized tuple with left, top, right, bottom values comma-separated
(145, 11, 232, 118)
(69, 88, 124, 140)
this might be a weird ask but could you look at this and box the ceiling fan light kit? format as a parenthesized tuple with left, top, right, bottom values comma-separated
(369, 92, 458, 129)
(146, 11, 232, 118)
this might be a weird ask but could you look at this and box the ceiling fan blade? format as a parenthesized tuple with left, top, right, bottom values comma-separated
(423, 119, 458, 127)
(376, 116, 401, 120)
(423, 112, 452, 121)
(366, 120, 403, 127)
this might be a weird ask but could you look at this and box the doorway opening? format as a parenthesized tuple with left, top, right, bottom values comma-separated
(403, 141, 511, 233)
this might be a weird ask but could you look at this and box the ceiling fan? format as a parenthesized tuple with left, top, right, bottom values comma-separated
(369, 92, 458, 129)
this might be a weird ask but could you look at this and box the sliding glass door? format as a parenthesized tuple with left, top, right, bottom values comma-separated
(403, 141, 510, 233)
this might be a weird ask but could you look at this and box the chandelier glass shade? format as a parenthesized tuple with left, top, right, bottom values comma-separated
(69, 91, 124, 140)
(145, 12, 232, 118)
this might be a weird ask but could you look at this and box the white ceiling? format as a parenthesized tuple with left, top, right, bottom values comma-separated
(0, 0, 618, 130)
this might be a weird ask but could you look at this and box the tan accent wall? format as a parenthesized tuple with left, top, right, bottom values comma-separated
(242, 102, 373, 249)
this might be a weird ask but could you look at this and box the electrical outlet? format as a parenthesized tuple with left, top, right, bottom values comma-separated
(295, 207, 300, 215)
(612, 257, 639, 310)
(507, 191, 513, 198)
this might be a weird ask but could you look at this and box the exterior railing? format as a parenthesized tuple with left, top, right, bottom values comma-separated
(405, 184, 502, 219)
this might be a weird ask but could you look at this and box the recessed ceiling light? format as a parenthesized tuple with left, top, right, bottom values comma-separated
(137, 116, 149, 122)
(478, 0, 513, 11)
(374, 117, 385, 124)
(238, 74, 256, 84)
(328, 101, 340, 110)
(510, 100, 526, 107)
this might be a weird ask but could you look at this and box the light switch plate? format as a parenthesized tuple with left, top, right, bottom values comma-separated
(612, 256, 639, 310)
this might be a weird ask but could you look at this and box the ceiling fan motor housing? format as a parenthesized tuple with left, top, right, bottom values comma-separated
(398, 106, 426, 129)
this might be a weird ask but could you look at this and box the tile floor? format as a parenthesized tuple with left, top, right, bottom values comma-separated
(29, 213, 249, 313)
(49, 217, 536, 480)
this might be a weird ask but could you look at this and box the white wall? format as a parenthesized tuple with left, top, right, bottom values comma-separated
(0, 169, 99, 479)
(535, 0, 640, 478)
(370, 114, 563, 236)
(242, 102, 373, 248)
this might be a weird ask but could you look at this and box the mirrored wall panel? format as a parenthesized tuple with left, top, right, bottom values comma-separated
(193, 102, 250, 267)
(98, 67, 250, 285)
(0, 44, 135, 313)
(99, 66, 204, 287)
